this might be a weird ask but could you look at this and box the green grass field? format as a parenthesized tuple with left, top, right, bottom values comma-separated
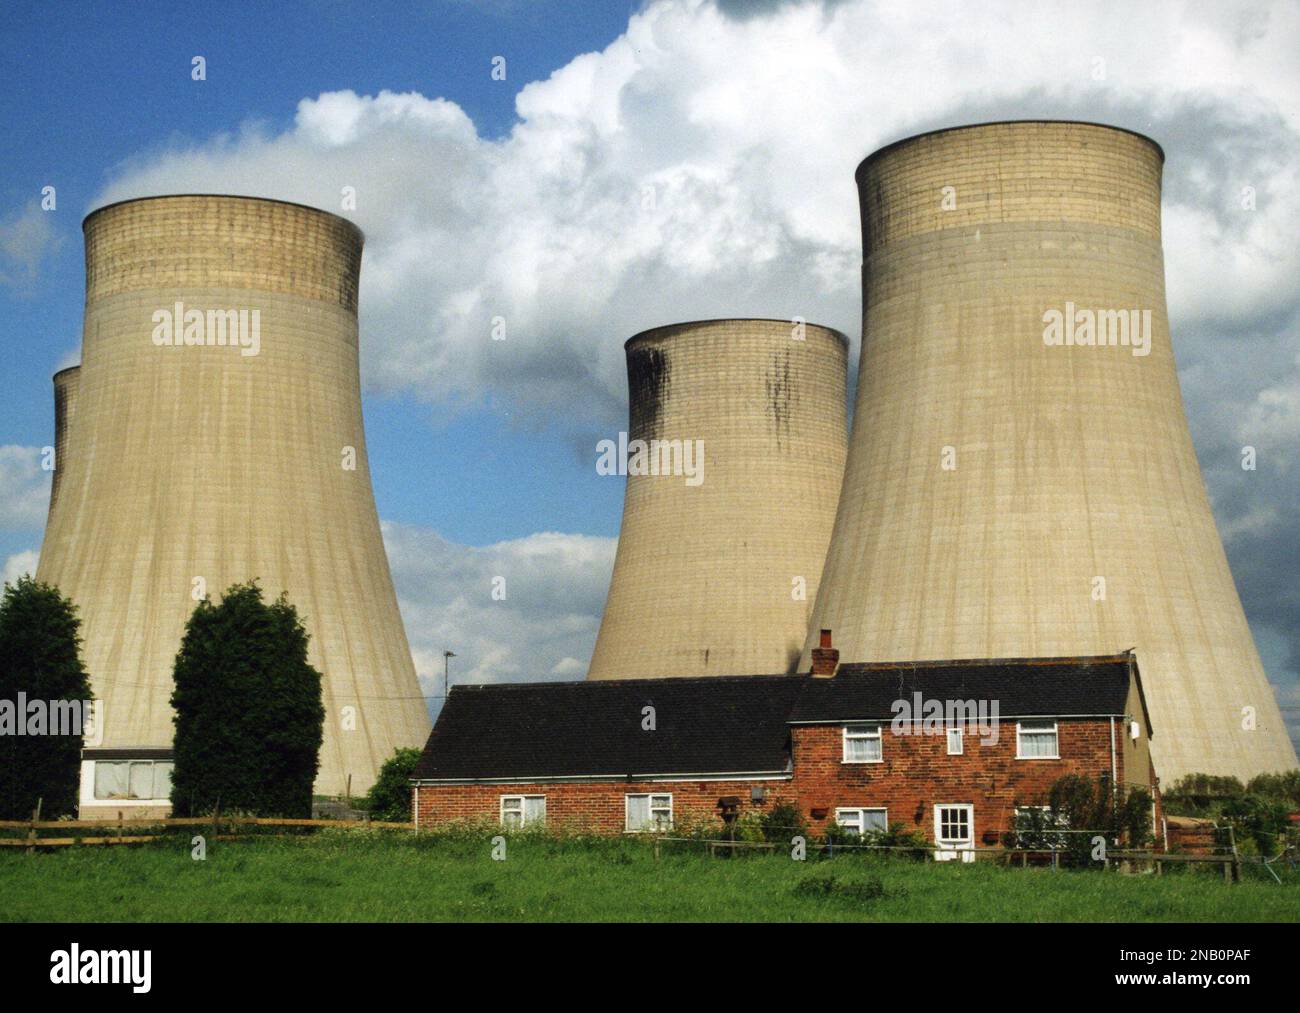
(2, 831, 1297, 922)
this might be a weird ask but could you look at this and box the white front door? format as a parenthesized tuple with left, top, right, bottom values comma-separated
(934, 804, 975, 862)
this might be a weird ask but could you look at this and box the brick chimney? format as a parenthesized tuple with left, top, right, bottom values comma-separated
(810, 629, 839, 677)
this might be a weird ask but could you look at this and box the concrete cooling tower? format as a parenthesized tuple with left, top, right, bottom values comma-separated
(800, 121, 1296, 781)
(36, 194, 430, 802)
(46, 365, 80, 519)
(588, 319, 848, 680)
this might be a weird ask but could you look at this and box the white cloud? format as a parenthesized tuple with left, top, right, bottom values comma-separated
(0, 203, 63, 293)
(84, 0, 1300, 702)
(0, 446, 52, 530)
(2, 549, 39, 586)
(88, 0, 1300, 434)
(382, 522, 615, 704)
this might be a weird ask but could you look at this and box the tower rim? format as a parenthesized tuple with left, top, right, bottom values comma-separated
(855, 119, 1166, 182)
(82, 193, 365, 244)
(624, 318, 850, 351)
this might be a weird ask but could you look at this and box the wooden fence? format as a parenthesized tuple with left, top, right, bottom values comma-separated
(0, 814, 415, 851)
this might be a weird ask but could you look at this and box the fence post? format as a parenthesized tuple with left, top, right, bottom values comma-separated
(26, 806, 38, 854)
(654, 837, 661, 861)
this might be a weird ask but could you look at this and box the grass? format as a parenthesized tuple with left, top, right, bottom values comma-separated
(1, 830, 1297, 922)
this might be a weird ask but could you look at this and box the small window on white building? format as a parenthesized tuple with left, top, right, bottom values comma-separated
(946, 726, 964, 755)
(625, 793, 672, 832)
(1016, 721, 1059, 759)
(500, 795, 546, 829)
(842, 723, 882, 763)
(835, 807, 888, 836)
(93, 760, 173, 801)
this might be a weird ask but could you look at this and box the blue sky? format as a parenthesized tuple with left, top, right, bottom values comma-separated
(0, 0, 635, 551)
(1, 0, 1297, 751)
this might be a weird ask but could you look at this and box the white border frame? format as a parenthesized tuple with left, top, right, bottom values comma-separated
(499, 793, 546, 828)
(841, 723, 883, 764)
(624, 792, 673, 832)
(1015, 720, 1060, 760)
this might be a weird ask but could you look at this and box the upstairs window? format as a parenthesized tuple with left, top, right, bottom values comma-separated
(946, 726, 964, 755)
(842, 723, 882, 763)
(1016, 721, 1059, 759)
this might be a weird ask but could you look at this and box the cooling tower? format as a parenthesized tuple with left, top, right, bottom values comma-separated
(588, 319, 848, 680)
(36, 194, 430, 797)
(47, 365, 80, 518)
(800, 121, 1296, 781)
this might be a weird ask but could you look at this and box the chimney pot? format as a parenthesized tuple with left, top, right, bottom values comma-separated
(810, 630, 838, 677)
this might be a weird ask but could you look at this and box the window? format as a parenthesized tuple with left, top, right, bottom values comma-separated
(835, 807, 888, 836)
(625, 793, 672, 832)
(500, 795, 546, 829)
(1016, 721, 1059, 759)
(842, 723, 882, 763)
(93, 760, 173, 801)
(946, 726, 964, 755)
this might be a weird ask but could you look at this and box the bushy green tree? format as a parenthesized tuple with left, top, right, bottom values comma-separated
(0, 576, 92, 819)
(1008, 773, 1152, 866)
(1220, 795, 1290, 856)
(365, 747, 422, 822)
(1244, 770, 1300, 808)
(759, 800, 807, 843)
(170, 582, 324, 818)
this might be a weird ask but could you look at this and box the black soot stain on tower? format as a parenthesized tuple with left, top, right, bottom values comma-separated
(628, 344, 671, 440)
(765, 347, 795, 449)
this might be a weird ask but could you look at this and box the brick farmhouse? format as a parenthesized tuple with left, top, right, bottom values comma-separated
(412, 649, 1159, 855)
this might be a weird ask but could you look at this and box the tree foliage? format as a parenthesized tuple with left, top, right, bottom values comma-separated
(170, 582, 324, 818)
(0, 576, 92, 819)
(1006, 773, 1153, 866)
(365, 747, 422, 822)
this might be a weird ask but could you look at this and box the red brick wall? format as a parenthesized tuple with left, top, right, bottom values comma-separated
(789, 718, 1144, 845)
(414, 717, 1159, 843)
(415, 778, 792, 833)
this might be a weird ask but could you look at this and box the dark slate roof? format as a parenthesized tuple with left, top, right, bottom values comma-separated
(790, 656, 1143, 725)
(412, 675, 807, 782)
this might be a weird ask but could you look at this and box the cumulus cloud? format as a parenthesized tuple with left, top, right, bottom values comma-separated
(0, 446, 52, 530)
(2, 550, 39, 586)
(0, 203, 63, 293)
(382, 522, 615, 711)
(88, 0, 1300, 716)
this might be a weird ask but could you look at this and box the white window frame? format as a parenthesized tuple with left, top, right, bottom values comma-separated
(946, 725, 964, 755)
(78, 759, 172, 816)
(1015, 720, 1060, 759)
(933, 803, 975, 862)
(90, 759, 174, 802)
(624, 793, 673, 833)
(499, 794, 546, 829)
(842, 722, 883, 763)
(835, 807, 888, 836)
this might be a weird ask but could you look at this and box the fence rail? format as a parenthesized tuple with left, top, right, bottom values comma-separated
(0, 813, 416, 850)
